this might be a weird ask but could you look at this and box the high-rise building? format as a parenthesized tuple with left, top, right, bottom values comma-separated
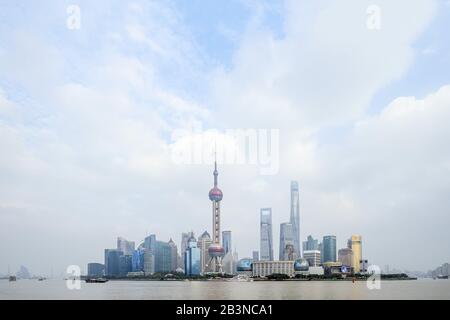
(154, 241, 173, 273)
(104, 249, 123, 277)
(318, 242, 323, 263)
(144, 234, 156, 252)
(338, 248, 353, 267)
(303, 250, 321, 267)
(184, 235, 201, 276)
(290, 181, 301, 258)
(260, 208, 273, 261)
(279, 223, 295, 261)
(303, 235, 319, 252)
(181, 232, 194, 266)
(222, 231, 232, 255)
(197, 231, 212, 274)
(168, 238, 178, 272)
(208, 159, 225, 273)
(119, 255, 132, 276)
(252, 251, 259, 262)
(143, 250, 155, 275)
(222, 252, 235, 275)
(349, 235, 362, 273)
(132, 249, 145, 272)
(117, 237, 135, 256)
(87, 263, 104, 277)
(322, 236, 337, 263)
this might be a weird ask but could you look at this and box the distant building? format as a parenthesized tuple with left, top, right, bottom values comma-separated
(289, 181, 301, 258)
(16, 266, 31, 279)
(168, 238, 178, 272)
(119, 255, 132, 276)
(132, 249, 145, 272)
(322, 236, 337, 263)
(181, 232, 194, 268)
(143, 250, 155, 275)
(303, 235, 319, 252)
(303, 250, 321, 267)
(338, 248, 353, 268)
(184, 236, 201, 276)
(197, 231, 212, 274)
(117, 237, 135, 256)
(360, 259, 369, 273)
(155, 241, 173, 273)
(87, 263, 104, 278)
(222, 231, 232, 255)
(252, 261, 295, 278)
(222, 252, 235, 275)
(252, 251, 259, 262)
(105, 249, 123, 277)
(279, 223, 295, 261)
(349, 235, 362, 273)
(260, 208, 274, 261)
(144, 234, 156, 252)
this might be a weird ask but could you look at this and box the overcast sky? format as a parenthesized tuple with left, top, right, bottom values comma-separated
(1, 0, 450, 276)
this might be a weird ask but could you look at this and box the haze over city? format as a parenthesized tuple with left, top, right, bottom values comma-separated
(1, 0, 450, 277)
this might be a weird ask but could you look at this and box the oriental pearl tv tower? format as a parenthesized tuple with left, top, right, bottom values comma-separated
(207, 157, 225, 273)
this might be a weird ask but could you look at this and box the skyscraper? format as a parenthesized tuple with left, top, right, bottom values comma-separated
(260, 208, 273, 261)
(252, 251, 259, 262)
(117, 237, 135, 256)
(181, 232, 194, 266)
(338, 248, 353, 268)
(168, 238, 178, 272)
(184, 235, 201, 276)
(279, 222, 295, 261)
(197, 231, 212, 274)
(290, 181, 301, 258)
(322, 236, 337, 263)
(104, 249, 123, 277)
(208, 159, 225, 273)
(154, 241, 173, 273)
(303, 235, 319, 252)
(87, 263, 104, 278)
(349, 235, 362, 273)
(131, 248, 145, 272)
(222, 231, 232, 255)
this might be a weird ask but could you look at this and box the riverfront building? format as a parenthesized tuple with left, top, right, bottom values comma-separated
(252, 261, 295, 278)
(260, 208, 274, 261)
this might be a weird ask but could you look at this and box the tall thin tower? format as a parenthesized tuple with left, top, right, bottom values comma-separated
(290, 181, 301, 258)
(207, 158, 225, 273)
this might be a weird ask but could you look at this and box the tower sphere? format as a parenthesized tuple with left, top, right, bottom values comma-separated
(209, 187, 223, 201)
(208, 243, 225, 257)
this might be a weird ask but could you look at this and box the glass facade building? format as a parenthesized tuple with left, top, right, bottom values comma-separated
(260, 208, 274, 261)
(184, 237, 201, 276)
(132, 249, 145, 272)
(322, 235, 337, 263)
(104, 249, 123, 277)
(222, 231, 232, 255)
(279, 222, 295, 261)
(87, 263, 104, 277)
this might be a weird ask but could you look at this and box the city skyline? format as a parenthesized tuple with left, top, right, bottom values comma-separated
(1, 1, 450, 276)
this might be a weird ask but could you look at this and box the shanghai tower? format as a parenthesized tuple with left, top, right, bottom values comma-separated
(290, 181, 301, 258)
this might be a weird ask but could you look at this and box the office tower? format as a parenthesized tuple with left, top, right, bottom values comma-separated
(117, 237, 135, 256)
(318, 242, 323, 263)
(252, 251, 259, 262)
(303, 250, 321, 267)
(104, 249, 123, 277)
(338, 248, 353, 267)
(184, 235, 201, 276)
(222, 252, 235, 275)
(303, 235, 319, 252)
(260, 208, 274, 261)
(144, 234, 156, 252)
(279, 222, 295, 261)
(168, 238, 178, 272)
(222, 231, 232, 255)
(290, 181, 301, 258)
(181, 232, 194, 266)
(154, 240, 173, 273)
(208, 159, 225, 273)
(143, 250, 155, 275)
(322, 236, 337, 263)
(132, 249, 145, 272)
(198, 231, 212, 274)
(119, 254, 132, 276)
(87, 263, 104, 278)
(349, 235, 362, 273)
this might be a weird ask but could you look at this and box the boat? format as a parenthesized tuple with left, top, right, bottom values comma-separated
(85, 278, 108, 283)
(38, 277, 46, 281)
(9, 276, 17, 282)
(437, 275, 448, 279)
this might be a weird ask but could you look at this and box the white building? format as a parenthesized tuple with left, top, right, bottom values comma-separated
(252, 261, 295, 278)
(303, 250, 321, 267)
